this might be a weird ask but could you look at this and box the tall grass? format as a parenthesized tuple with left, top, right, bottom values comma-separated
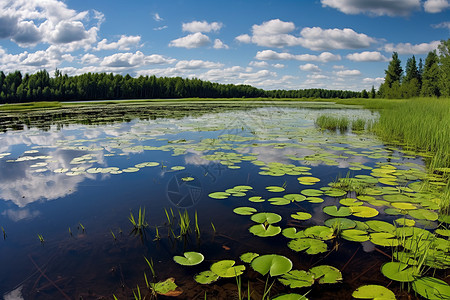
(373, 98, 450, 170)
(315, 114, 349, 132)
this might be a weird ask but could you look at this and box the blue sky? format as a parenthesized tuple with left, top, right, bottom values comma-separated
(0, 0, 449, 91)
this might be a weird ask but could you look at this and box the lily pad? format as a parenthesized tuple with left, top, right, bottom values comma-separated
(391, 202, 417, 210)
(381, 262, 418, 282)
(210, 260, 245, 278)
(288, 238, 328, 255)
(365, 220, 396, 233)
(301, 189, 324, 197)
(266, 186, 286, 192)
(408, 209, 439, 221)
(284, 194, 307, 202)
(324, 218, 356, 230)
(173, 252, 204, 266)
(233, 207, 257, 215)
(370, 232, 400, 247)
(240, 252, 259, 263)
(208, 192, 231, 199)
(412, 276, 450, 300)
(251, 212, 282, 224)
(341, 229, 369, 242)
(151, 278, 182, 296)
(272, 294, 308, 300)
(279, 270, 314, 288)
(324, 189, 347, 197)
(352, 284, 396, 299)
(291, 212, 312, 221)
(282, 228, 306, 239)
(251, 254, 293, 277)
(269, 197, 291, 206)
(394, 218, 416, 227)
(340, 198, 363, 206)
(249, 224, 281, 237)
(249, 196, 265, 202)
(304, 226, 334, 240)
(351, 206, 379, 218)
(310, 265, 342, 284)
(323, 205, 352, 217)
(194, 270, 219, 284)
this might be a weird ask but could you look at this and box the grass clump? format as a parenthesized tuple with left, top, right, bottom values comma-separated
(351, 118, 366, 131)
(316, 114, 349, 132)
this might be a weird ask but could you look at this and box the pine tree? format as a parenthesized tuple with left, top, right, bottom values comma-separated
(437, 39, 450, 97)
(402, 56, 421, 97)
(385, 52, 403, 87)
(370, 86, 376, 98)
(421, 51, 440, 97)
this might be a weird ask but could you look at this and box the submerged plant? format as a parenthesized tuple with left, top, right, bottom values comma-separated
(129, 207, 149, 238)
(37, 234, 45, 244)
(2, 226, 6, 240)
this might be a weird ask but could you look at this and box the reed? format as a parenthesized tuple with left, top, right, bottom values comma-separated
(351, 118, 366, 131)
(315, 114, 350, 132)
(2, 226, 6, 240)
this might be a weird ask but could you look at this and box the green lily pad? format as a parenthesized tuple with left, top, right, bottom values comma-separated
(266, 186, 286, 192)
(391, 202, 417, 210)
(272, 294, 308, 300)
(324, 218, 356, 230)
(249, 224, 281, 237)
(181, 177, 194, 182)
(284, 194, 307, 202)
(394, 218, 416, 227)
(288, 238, 328, 255)
(341, 229, 369, 242)
(240, 252, 259, 263)
(323, 206, 352, 217)
(298, 176, 320, 185)
(408, 209, 439, 221)
(351, 206, 379, 218)
(340, 198, 363, 206)
(210, 260, 245, 278)
(370, 232, 400, 247)
(306, 197, 324, 203)
(282, 228, 306, 239)
(352, 284, 396, 299)
(301, 189, 324, 197)
(381, 262, 418, 282)
(173, 252, 204, 266)
(208, 192, 231, 199)
(269, 197, 291, 206)
(249, 196, 265, 202)
(279, 270, 314, 288)
(435, 229, 450, 237)
(365, 220, 396, 233)
(412, 276, 450, 300)
(304, 226, 334, 240)
(151, 278, 181, 296)
(233, 207, 257, 215)
(310, 265, 342, 284)
(324, 189, 347, 197)
(251, 254, 292, 277)
(171, 166, 186, 171)
(291, 212, 312, 221)
(251, 212, 282, 224)
(194, 270, 219, 284)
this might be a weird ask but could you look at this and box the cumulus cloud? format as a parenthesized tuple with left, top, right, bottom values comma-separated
(336, 69, 362, 76)
(95, 35, 141, 51)
(213, 39, 229, 49)
(175, 60, 224, 69)
(236, 19, 376, 50)
(424, 0, 450, 12)
(383, 40, 440, 54)
(320, 0, 421, 16)
(272, 63, 285, 68)
(346, 51, 389, 62)
(169, 32, 210, 49)
(299, 63, 321, 72)
(363, 77, 385, 85)
(0, 0, 103, 49)
(255, 50, 341, 62)
(182, 21, 223, 33)
(100, 51, 175, 68)
(80, 53, 100, 65)
(249, 61, 269, 68)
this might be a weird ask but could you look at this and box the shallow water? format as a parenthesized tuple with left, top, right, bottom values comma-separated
(0, 103, 447, 299)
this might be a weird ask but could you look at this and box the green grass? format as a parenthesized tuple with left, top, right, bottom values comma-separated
(0, 101, 62, 111)
(372, 98, 450, 171)
(315, 114, 350, 132)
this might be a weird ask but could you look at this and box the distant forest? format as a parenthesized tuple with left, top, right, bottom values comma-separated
(0, 39, 448, 103)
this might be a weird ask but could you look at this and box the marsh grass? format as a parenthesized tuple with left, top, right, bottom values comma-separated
(351, 118, 366, 131)
(0, 101, 62, 111)
(373, 98, 450, 171)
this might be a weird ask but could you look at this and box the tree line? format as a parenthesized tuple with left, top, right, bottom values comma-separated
(379, 39, 449, 98)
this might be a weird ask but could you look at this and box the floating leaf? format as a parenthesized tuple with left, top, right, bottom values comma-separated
(194, 270, 219, 284)
(298, 176, 320, 185)
(251, 212, 282, 224)
(151, 278, 182, 296)
(171, 166, 186, 171)
(269, 197, 291, 206)
(266, 186, 286, 192)
(351, 206, 379, 218)
(284, 194, 307, 202)
(324, 189, 347, 197)
(279, 270, 314, 288)
(370, 233, 400, 247)
(381, 262, 418, 282)
(412, 276, 450, 300)
(240, 252, 259, 263)
(352, 284, 396, 300)
(391, 202, 417, 210)
(301, 189, 324, 197)
(408, 209, 438, 221)
(208, 192, 231, 199)
(181, 177, 194, 182)
(310, 265, 342, 284)
(323, 206, 352, 217)
(340, 198, 363, 206)
(249, 224, 281, 237)
(304, 226, 334, 240)
(210, 260, 245, 278)
(251, 254, 292, 277)
(324, 218, 356, 230)
(173, 252, 204, 266)
(394, 218, 416, 227)
(365, 220, 396, 233)
(291, 212, 312, 221)
(282, 228, 306, 239)
(341, 229, 369, 242)
(249, 196, 265, 202)
(288, 238, 328, 255)
(306, 197, 324, 203)
(233, 207, 257, 215)
(271, 294, 308, 300)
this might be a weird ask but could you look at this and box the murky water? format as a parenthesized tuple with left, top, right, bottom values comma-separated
(0, 103, 447, 299)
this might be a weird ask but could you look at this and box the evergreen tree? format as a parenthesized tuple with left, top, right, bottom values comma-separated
(421, 51, 441, 97)
(361, 89, 368, 98)
(370, 85, 376, 98)
(402, 56, 421, 97)
(404, 56, 420, 83)
(437, 39, 450, 97)
(384, 52, 403, 87)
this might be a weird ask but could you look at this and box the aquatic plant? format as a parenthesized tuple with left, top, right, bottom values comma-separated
(37, 234, 45, 244)
(2, 226, 6, 240)
(129, 207, 149, 237)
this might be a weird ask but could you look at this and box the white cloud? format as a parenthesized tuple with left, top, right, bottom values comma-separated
(299, 63, 321, 72)
(169, 32, 210, 49)
(100, 51, 175, 69)
(320, 0, 421, 16)
(346, 51, 388, 62)
(308, 74, 328, 79)
(299, 27, 376, 51)
(363, 77, 385, 85)
(95, 35, 141, 51)
(432, 21, 450, 30)
(336, 69, 362, 76)
(80, 53, 100, 65)
(255, 50, 341, 62)
(272, 63, 285, 68)
(213, 39, 229, 49)
(182, 21, 223, 33)
(424, 0, 450, 13)
(175, 60, 224, 69)
(383, 40, 440, 54)
(235, 34, 252, 43)
(154, 25, 168, 31)
(249, 61, 269, 68)
(153, 13, 163, 22)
